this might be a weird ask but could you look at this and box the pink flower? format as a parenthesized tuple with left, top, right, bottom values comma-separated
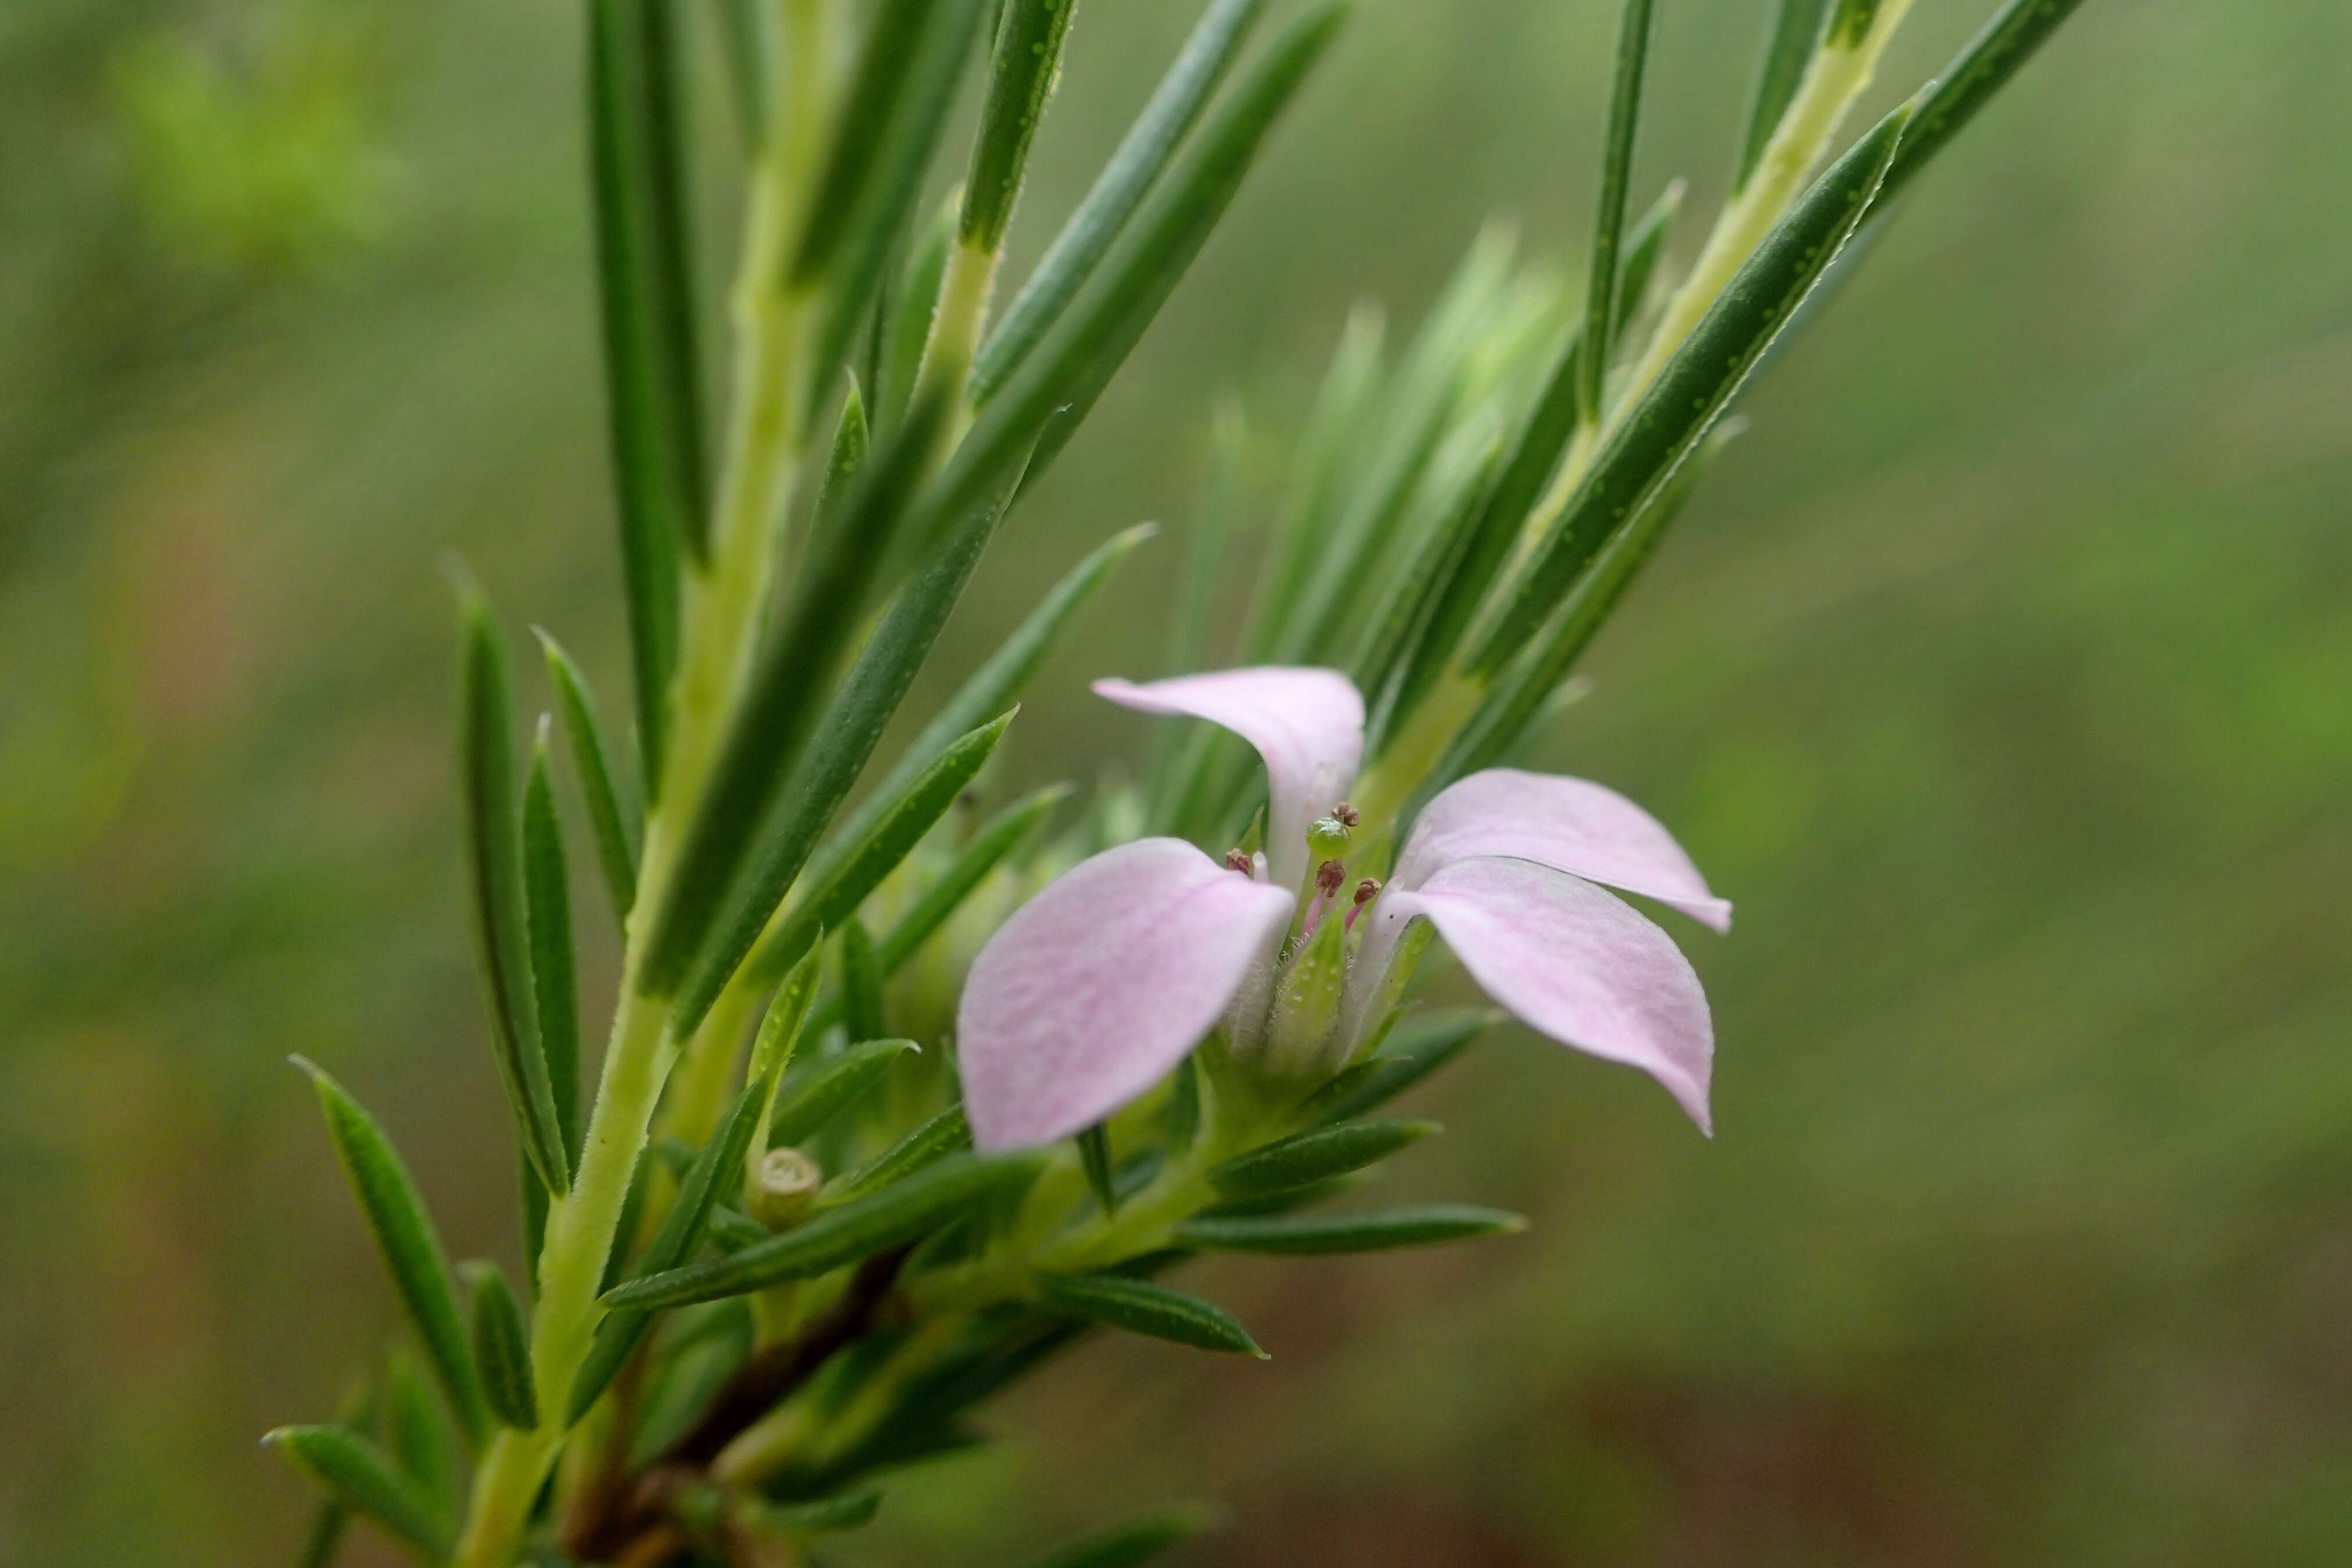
(957, 667, 1729, 1150)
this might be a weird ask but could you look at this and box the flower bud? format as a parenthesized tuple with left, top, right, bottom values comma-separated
(749, 1146, 823, 1229)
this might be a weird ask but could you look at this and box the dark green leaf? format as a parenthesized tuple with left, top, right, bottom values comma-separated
(670, 469, 1032, 1032)
(295, 1060, 488, 1442)
(1469, 99, 1911, 675)
(463, 1261, 539, 1429)
(801, 0, 992, 401)
(715, 0, 770, 151)
(840, 918, 887, 1043)
(1207, 1118, 1438, 1200)
(1009, 1505, 1221, 1568)
(874, 782, 1064, 974)
(1612, 177, 1685, 343)
(380, 1349, 454, 1521)
(455, 589, 568, 1195)
(1738, 0, 1831, 189)
(768, 1038, 921, 1148)
(1176, 1203, 1524, 1254)
(640, 386, 952, 1007)
(1353, 426, 1501, 730)
(804, 380, 871, 566)
(760, 1488, 886, 1535)
(1038, 1274, 1265, 1357)
(708, 1204, 772, 1253)
(292, 1381, 373, 1568)
(972, 0, 1267, 402)
(961, 0, 1085, 254)
(586, 0, 701, 777)
(827, 1104, 972, 1204)
(1878, 0, 2089, 208)
(1076, 1123, 1117, 1216)
(523, 725, 580, 1162)
(1307, 1007, 1496, 1124)
(266, 1426, 452, 1561)
(602, 1152, 1046, 1310)
(537, 630, 639, 928)
(598, 1143, 658, 1296)
(923, 0, 1346, 530)
(1827, 0, 1886, 49)
(878, 197, 956, 430)
(1581, 0, 1658, 418)
(1437, 418, 1736, 786)
(750, 710, 1017, 983)
(570, 1084, 774, 1418)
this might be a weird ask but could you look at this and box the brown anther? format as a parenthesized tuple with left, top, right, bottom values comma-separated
(1332, 802, 1361, 828)
(1316, 858, 1348, 896)
(1352, 876, 1383, 906)
(1224, 848, 1253, 874)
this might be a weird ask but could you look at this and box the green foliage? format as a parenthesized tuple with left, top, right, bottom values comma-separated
(1038, 1274, 1266, 1357)
(826, 1103, 974, 1203)
(603, 1152, 1045, 1310)
(1207, 1118, 1438, 1200)
(462, 1261, 538, 1429)
(768, 1038, 922, 1148)
(1176, 1204, 1524, 1254)
(537, 630, 640, 928)
(961, 0, 1086, 254)
(1580, 0, 1657, 419)
(265, 1425, 453, 1561)
(1006, 1506, 1219, 1568)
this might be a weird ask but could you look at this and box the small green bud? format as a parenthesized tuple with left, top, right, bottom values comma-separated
(749, 1146, 823, 1229)
(1306, 815, 1353, 861)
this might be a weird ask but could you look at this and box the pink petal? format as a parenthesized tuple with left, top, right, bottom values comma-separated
(958, 837, 1293, 1150)
(1376, 857, 1714, 1132)
(1095, 668, 1363, 889)
(1394, 767, 1731, 932)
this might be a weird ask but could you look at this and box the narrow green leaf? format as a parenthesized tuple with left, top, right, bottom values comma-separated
(759, 1489, 886, 1536)
(1437, 418, 1737, 787)
(1207, 1118, 1438, 1200)
(597, 1142, 657, 1295)
(801, 0, 992, 401)
(961, 0, 1086, 254)
(840, 918, 887, 1043)
(1152, 403, 1242, 796)
(751, 710, 1017, 983)
(602, 1152, 1046, 1310)
(1469, 99, 1911, 675)
(827, 1104, 972, 1204)
(293, 1379, 373, 1568)
(669, 471, 1032, 1033)
(747, 942, 825, 1166)
(462, 1261, 538, 1429)
(800, 779, 1066, 1034)
(1177, 1203, 1524, 1255)
(879, 197, 956, 431)
(1038, 1273, 1266, 1357)
(875, 783, 1064, 973)
(585, 0, 701, 779)
(973, 0, 1267, 402)
(1307, 1007, 1497, 1124)
(1878, 0, 2089, 207)
(1581, 0, 1658, 418)
(455, 590, 568, 1195)
(1010, 1505, 1221, 1568)
(1076, 1123, 1117, 1216)
(1612, 177, 1685, 343)
(1826, 0, 1887, 49)
(751, 521, 1148, 981)
(1738, 0, 1831, 189)
(295, 1060, 488, 1442)
(640, 387, 953, 1003)
(537, 630, 639, 929)
(804, 380, 871, 566)
(570, 1083, 775, 1418)
(768, 1038, 921, 1148)
(523, 724, 580, 1162)
(924, 0, 1346, 528)
(266, 1426, 452, 1561)
(380, 1350, 454, 1523)
(708, 1204, 772, 1253)
(1353, 422, 1502, 725)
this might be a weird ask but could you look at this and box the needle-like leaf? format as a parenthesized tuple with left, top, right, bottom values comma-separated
(1469, 98, 1911, 676)
(750, 709, 1018, 983)
(522, 724, 580, 1163)
(961, 0, 1086, 256)
(1738, 0, 1831, 190)
(1207, 1118, 1438, 1200)
(1877, 0, 2089, 206)
(1038, 1274, 1266, 1357)
(1580, 0, 1658, 419)
(294, 1060, 489, 1443)
(455, 589, 569, 1195)
(827, 1103, 974, 1204)
(973, 0, 1268, 402)
(537, 630, 639, 930)
(266, 1425, 454, 1561)
(840, 917, 888, 1043)
(1176, 1203, 1525, 1255)
(462, 1261, 538, 1430)
(1307, 1007, 1498, 1124)
(601, 1152, 1045, 1310)
(768, 1038, 921, 1148)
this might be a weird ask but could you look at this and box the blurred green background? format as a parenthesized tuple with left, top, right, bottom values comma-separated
(5, 0, 2349, 1563)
